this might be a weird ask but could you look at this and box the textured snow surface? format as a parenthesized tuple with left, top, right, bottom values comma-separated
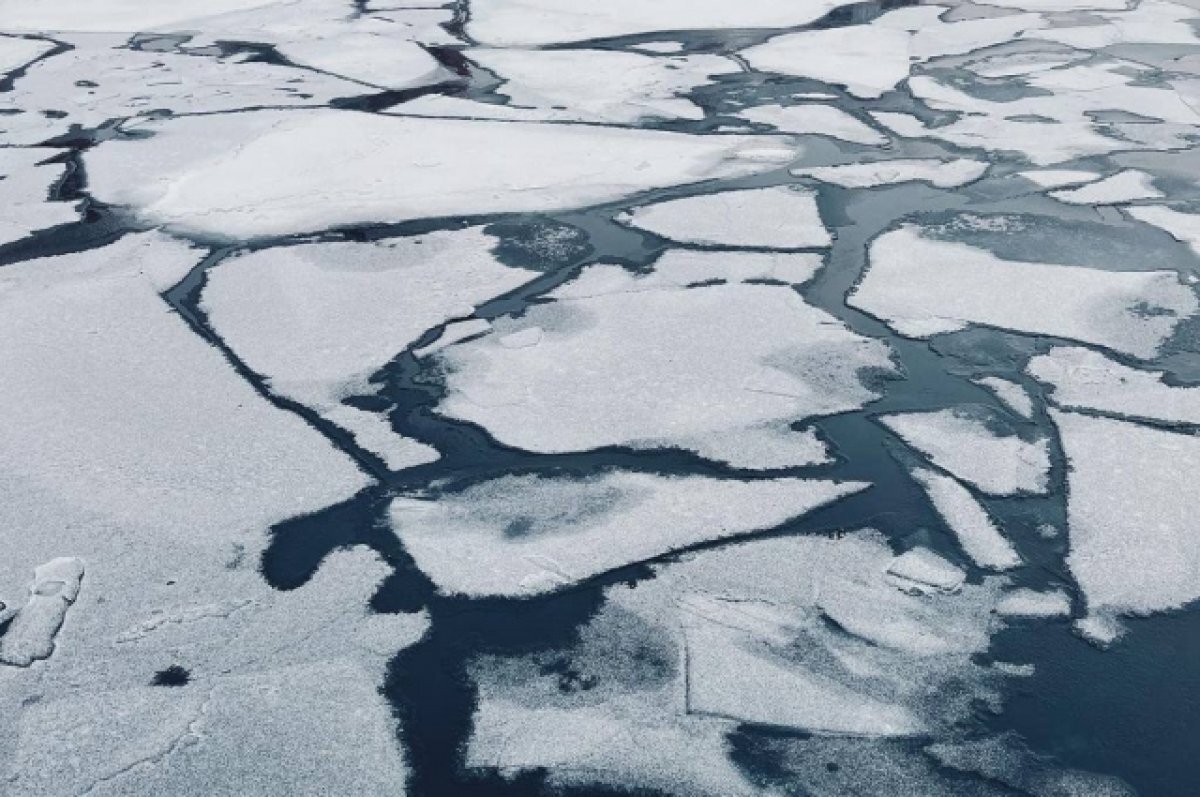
(793, 158, 988, 188)
(391, 472, 866, 597)
(851, 225, 1198, 358)
(911, 468, 1021, 570)
(996, 588, 1072, 618)
(1030, 346, 1200, 424)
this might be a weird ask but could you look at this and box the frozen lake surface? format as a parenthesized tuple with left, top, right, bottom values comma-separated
(1, 0, 1198, 794)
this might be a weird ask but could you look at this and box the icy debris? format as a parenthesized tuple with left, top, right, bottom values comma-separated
(86, 110, 795, 239)
(881, 409, 1051, 496)
(792, 158, 987, 189)
(1015, 169, 1102, 189)
(1052, 410, 1200, 622)
(7, 661, 411, 796)
(911, 468, 1021, 570)
(974, 376, 1035, 419)
(618, 186, 830, 249)
(850, 225, 1198, 358)
(436, 267, 895, 469)
(468, 48, 737, 124)
(466, 0, 846, 46)
(0, 558, 84, 667)
(995, 588, 1071, 618)
(1029, 346, 1200, 424)
(736, 103, 888, 146)
(390, 472, 866, 597)
(1049, 170, 1164, 205)
(0, 148, 77, 246)
(1127, 205, 1200, 257)
(886, 548, 967, 595)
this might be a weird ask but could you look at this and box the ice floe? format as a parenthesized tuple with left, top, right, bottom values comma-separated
(85, 110, 795, 238)
(0, 558, 84, 667)
(885, 548, 968, 595)
(1016, 169, 1103, 189)
(1029, 346, 1200, 424)
(736, 103, 888, 146)
(910, 468, 1021, 570)
(974, 376, 1035, 419)
(850, 225, 1198, 358)
(1127, 205, 1200, 257)
(435, 265, 895, 469)
(617, 186, 830, 249)
(0, 33, 52, 73)
(0, 148, 78, 246)
(390, 472, 867, 597)
(1049, 170, 1164, 205)
(881, 408, 1051, 496)
(1052, 410, 1200, 626)
(995, 588, 1072, 618)
(792, 158, 988, 189)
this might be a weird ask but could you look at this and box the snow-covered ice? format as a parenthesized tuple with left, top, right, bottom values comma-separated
(736, 103, 888, 146)
(0, 558, 84, 667)
(910, 468, 1021, 570)
(1049, 170, 1164, 205)
(995, 588, 1072, 618)
(974, 377, 1035, 419)
(792, 159, 988, 189)
(885, 548, 968, 595)
(1127, 205, 1200, 257)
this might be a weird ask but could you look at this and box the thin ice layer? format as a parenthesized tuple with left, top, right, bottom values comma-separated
(85, 110, 796, 239)
(850, 225, 1197, 358)
(390, 472, 867, 597)
(436, 268, 895, 469)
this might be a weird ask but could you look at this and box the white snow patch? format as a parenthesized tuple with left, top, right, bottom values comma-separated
(0, 558, 85, 667)
(974, 376, 1035, 419)
(792, 158, 988, 188)
(885, 548, 967, 595)
(1049, 170, 1164, 205)
(911, 468, 1022, 570)
(1016, 169, 1103, 189)
(995, 588, 1072, 618)
(736, 103, 888, 146)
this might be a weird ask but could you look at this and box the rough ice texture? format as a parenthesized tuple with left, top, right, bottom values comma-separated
(85, 110, 796, 239)
(392, 472, 866, 597)
(974, 377, 1035, 419)
(466, 0, 845, 46)
(911, 468, 1021, 570)
(618, 186, 831, 249)
(882, 409, 1051, 496)
(202, 228, 535, 466)
(1049, 170, 1164, 205)
(0, 148, 78, 245)
(436, 267, 895, 469)
(995, 588, 1072, 618)
(886, 548, 967, 595)
(850, 225, 1198, 359)
(0, 558, 85, 667)
(1029, 346, 1200, 424)
(1053, 409, 1200, 619)
(1128, 205, 1200, 257)
(793, 159, 988, 188)
(736, 103, 888, 146)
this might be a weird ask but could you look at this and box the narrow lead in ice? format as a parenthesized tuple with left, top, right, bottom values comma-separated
(850, 225, 1198, 358)
(792, 158, 988, 189)
(618, 186, 830, 249)
(881, 409, 1051, 496)
(1029, 346, 1200, 425)
(0, 558, 84, 667)
(390, 472, 867, 597)
(911, 468, 1022, 570)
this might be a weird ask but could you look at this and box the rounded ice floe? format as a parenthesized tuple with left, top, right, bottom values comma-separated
(391, 472, 867, 598)
(618, 186, 830, 249)
(850, 225, 1198, 359)
(792, 158, 988, 189)
(435, 267, 895, 469)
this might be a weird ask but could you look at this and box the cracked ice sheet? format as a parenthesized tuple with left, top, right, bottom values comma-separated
(1052, 409, 1200, 628)
(0, 149, 78, 246)
(735, 103, 888, 146)
(849, 225, 1198, 359)
(465, 0, 847, 47)
(466, 531, 1010, 795)
(1030, 346, 1200, 426)
(910, 468, 1021, 570)
(881, 408, 1051, 496)
(434, 264, 895, 469)
(0, 33, 53, 73)
(792, 158, 988, 189)
(1127, 205, 1200, 257)
(0, 0, 279, 32)
(617, 186, 831, 249)
(85, 110, 797, 240)
(467, 48, 738, 125)
(390, 471, 867, 597)
(202, 227, 537, 464)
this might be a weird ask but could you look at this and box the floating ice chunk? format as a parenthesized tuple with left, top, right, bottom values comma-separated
(974, 376, 1035, 419)
(1127, 205, 1200, 257)
(390, 472, 867, 597)
(469, 48, 737, 124)
(466, 0, 846, 46)
(850, 225, 1198, 358)
(436, 271, 895, 469)
(1029, 346, 1200, 424)
(0, 558, 84, 667)
(203, 229, 536, 409)
(1049, 170, 1164, 205)
(277, 33, 445, 90)
(1052, 409, 1200, 620)
(1015, 169, 1102, 189)
(882, 409, 1050, 496)
(911, 468, 1021, 570)
(618, 186, 830, 249)
(929, 733, 1136, 797)
(86, 110, 795, 239)
(0, 0, 279, 32)
(886, 548, 967, 595)
(995, 588, 1071, 618)
(649, 250, 824, 286)
(736, 103, 888, 146)
(792, 158, 987, 189)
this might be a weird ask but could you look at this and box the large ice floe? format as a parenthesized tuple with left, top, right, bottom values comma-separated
(850, 224, 1198, 358)
(84, 110, 795, 239)
(433, 261, 895, 469)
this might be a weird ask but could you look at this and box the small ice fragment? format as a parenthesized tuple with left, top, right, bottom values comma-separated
(995, 589, 1072, 618)
(911, 468, 1021, 570)
(973, 376, 1035, 419)
(1074, 614, 1126, 648)
(736, 103, 887, 146)
(886, 549, 965, 595)
(1127, 205, 1200, 257)
(1049, 170, 1163, 205)
(0, 558, 85, 667)
(1015, 169, 1101, 189)
(792, 158, 987, 189)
